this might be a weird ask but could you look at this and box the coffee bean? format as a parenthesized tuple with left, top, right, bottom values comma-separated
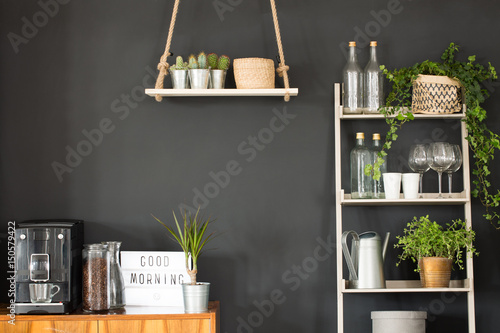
(82, 257, 108, 311)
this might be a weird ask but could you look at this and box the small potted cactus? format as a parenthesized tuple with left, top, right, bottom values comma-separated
(169, 56, 189, 89)
(207, 53, 231, 89)
(188, 52, 211, 89)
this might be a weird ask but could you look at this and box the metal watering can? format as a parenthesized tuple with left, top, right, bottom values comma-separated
(341, 231, 390, 289)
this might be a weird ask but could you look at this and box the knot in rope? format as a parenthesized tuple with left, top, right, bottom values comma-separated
(276, 64, 289, 77)
(157, 61, 170, 73)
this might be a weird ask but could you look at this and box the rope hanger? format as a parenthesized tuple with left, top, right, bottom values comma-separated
(153, 0, 291, 102)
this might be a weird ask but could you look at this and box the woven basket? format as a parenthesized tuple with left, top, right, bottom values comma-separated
(411, 75, 462, 114)
(233, 58, 275, 89)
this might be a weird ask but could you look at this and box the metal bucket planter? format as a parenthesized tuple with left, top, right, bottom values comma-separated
(189, 69, 211, 89)
(182, 282, 210, 313)
(210, 70, 227, 89)
(169, 69, 189, 89)
(419, 257, 452, 288)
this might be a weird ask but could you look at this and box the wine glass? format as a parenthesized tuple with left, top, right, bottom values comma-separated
(445, 144, 462, 197)
(427, 142, 454, 198)
(408, 144, 430, 198)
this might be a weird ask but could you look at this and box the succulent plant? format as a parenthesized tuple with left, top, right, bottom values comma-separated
(197, 52, 207, 69)
(171, 56, 188, 70)
(207, 53, 218, 70)
(217, 55, 230, 71)
(188, 54, 198, 69)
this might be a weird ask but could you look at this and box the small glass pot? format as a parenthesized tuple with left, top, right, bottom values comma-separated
(82, 244, 110, 312)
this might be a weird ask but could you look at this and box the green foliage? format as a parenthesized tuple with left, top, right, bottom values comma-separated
(152, 208, 216, 284)
(197, 51, 207, 69)
(207, 53, 218, 69)
(365, 43, 500, 228)
(395, 215, 478, 271)
(188, 54, 198, 69)
(217, 55, 231, 71)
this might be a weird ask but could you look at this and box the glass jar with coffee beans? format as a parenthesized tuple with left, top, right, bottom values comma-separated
(82, 244, 110, 312)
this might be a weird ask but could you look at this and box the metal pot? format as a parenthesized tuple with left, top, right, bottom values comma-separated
(182, 282, 210, 313)
(169, 69, 189, 89)
(189, 69, 211, 89)
(210, 70, 227, 89)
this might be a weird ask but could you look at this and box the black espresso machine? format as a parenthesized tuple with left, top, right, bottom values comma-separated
(14, 220, 84, 314)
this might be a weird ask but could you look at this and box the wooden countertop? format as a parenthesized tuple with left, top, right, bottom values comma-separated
(1, 301, 219, 321)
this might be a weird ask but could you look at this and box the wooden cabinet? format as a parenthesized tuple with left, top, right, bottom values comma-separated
(0, 320, 98, 333)
(1, 301, 219, 333)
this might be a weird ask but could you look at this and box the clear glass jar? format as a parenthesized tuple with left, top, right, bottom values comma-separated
(371, 133, 387, 198)
(82, 244, 110, 312)
(343, 41, 363, 114)
(102, 241, 126, 309)
(364, 41, 384, 114)
(350, 132, 373, 199)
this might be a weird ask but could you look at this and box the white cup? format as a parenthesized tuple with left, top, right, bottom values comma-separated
(382, 173, 402, 200)
(29, 283, 60, 303)
(402, 173, 420, 199)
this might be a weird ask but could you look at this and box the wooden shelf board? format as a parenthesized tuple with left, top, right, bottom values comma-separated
(341, 191, 468, 206)
(342, 279, 471, 293)
(145, 88, 299, 97)
(338, 105, 466, 119)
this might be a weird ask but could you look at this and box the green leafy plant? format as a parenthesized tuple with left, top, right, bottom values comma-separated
(152, 208, 216, 284)
(365, 43, 500, 227)
(395, 215, 477, 271)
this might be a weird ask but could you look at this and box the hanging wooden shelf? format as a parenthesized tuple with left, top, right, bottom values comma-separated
(145, 88, 298, 98)
(148, 0, 295, 102)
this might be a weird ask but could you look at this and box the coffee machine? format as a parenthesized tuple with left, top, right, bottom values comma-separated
(14, 220, 84, 314)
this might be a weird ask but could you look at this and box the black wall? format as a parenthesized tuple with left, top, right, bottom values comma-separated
(2, 0, 500, 332)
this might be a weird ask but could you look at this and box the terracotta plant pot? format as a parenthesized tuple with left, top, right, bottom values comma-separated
(420, 257, 452, 288)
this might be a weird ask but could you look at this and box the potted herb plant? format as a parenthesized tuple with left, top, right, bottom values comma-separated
(395, 215, 477, 288)
(365, 43, 500, 228)
(152, 208, 216, 313)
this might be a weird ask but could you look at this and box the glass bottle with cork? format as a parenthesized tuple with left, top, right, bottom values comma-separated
(350, 132, 372, 199)
(343, 41, 363, 114)
(364, 41, 384, 114)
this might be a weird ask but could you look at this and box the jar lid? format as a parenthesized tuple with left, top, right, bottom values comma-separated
(84, 243, 108, 250)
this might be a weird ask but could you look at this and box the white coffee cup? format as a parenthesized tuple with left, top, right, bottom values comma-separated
(402, 173, 420, 199)
(382, 173, 402, 200)
(29, 283, 60, 303)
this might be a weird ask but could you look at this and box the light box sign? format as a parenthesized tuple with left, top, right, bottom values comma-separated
(120, 251, 189, 306)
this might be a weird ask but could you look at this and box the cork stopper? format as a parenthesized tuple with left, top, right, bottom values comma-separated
(356, 132, 365, 139)
(373, 133, 381, 140)
(370, 41, 377, 47)
(349, 41, 356, 47)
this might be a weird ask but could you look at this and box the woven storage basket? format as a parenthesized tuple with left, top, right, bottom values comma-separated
(411, 74, 462, 114)
(233, 58, 275, 89)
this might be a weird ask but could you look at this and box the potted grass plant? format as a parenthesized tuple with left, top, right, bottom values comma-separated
(152, 208, 216, 313)
(394, 215, 477, 288)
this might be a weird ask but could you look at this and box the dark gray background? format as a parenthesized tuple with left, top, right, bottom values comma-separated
(1, 0, 500, 332)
